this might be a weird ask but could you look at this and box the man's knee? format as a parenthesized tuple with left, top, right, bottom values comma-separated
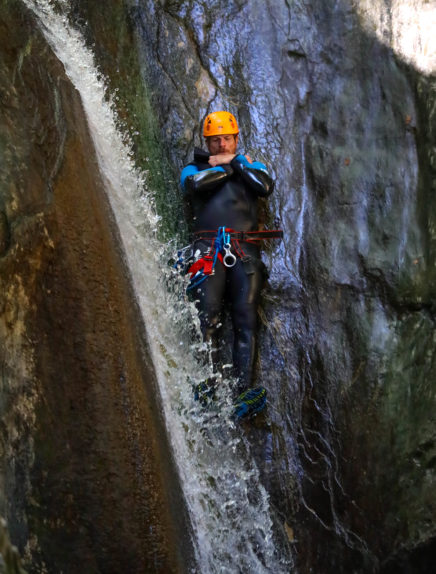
(200, 309, 222, 341)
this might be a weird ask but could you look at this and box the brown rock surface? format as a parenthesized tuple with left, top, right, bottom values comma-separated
(0, 3, 191, 573)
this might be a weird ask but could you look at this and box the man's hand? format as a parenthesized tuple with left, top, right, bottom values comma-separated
(208, 153, 236, 167)
(209, 153, 253, 167)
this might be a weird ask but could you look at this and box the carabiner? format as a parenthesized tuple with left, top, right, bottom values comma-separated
(223, 243, 237, 267)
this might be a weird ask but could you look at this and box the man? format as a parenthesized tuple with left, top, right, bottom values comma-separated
(180, 111, 280, 418)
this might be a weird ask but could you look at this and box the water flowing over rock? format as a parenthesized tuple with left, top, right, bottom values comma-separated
(0, 2, 192, 572)
(1, 0, 436, 572)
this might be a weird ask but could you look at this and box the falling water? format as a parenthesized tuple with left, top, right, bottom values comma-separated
(22, 1, 293, 571)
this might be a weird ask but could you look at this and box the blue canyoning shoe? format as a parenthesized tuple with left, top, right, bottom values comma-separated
(193, 379, 217, 406)
(233, 386, 267, 419)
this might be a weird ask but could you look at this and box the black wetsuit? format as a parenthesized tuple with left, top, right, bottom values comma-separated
(180, 148, 274, 392)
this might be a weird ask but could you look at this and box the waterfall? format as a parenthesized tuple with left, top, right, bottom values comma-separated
(22, 1, 293, 571)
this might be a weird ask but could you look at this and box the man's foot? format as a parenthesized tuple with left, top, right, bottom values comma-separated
(232, 386, 267, 419)
(193, 378, 217, 406)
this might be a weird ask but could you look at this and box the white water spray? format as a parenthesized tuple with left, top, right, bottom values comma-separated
(23, 1, 292, 571)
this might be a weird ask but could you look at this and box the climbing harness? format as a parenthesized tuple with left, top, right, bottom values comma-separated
(185, 227, 231, 291)
(193, 229, 284, 242)
(175, 227, 283, 292)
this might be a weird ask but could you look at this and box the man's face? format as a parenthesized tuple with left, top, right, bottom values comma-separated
(206, 134, 238, 155)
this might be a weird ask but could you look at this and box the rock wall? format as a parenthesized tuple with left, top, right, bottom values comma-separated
(0, 2, 192, 572)
(0, 518, 26, 574)
(72, 1, 436, 572)
(2, 0, 435, 572)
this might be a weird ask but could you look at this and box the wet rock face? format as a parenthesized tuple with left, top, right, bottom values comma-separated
(114, 1, 434, 572)
(0, 211, 10, 256)
(0, 518, 26, 574)
(2, 0, 435, 573)
(0, 2, 191, 573)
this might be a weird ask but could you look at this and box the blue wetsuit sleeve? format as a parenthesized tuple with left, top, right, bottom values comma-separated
(180, 164, 200, 191)
(230, 154, 275, 197)
(181, 164, 231, 196)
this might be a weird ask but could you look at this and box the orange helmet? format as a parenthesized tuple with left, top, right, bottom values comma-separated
(203, 111, 239, 137)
